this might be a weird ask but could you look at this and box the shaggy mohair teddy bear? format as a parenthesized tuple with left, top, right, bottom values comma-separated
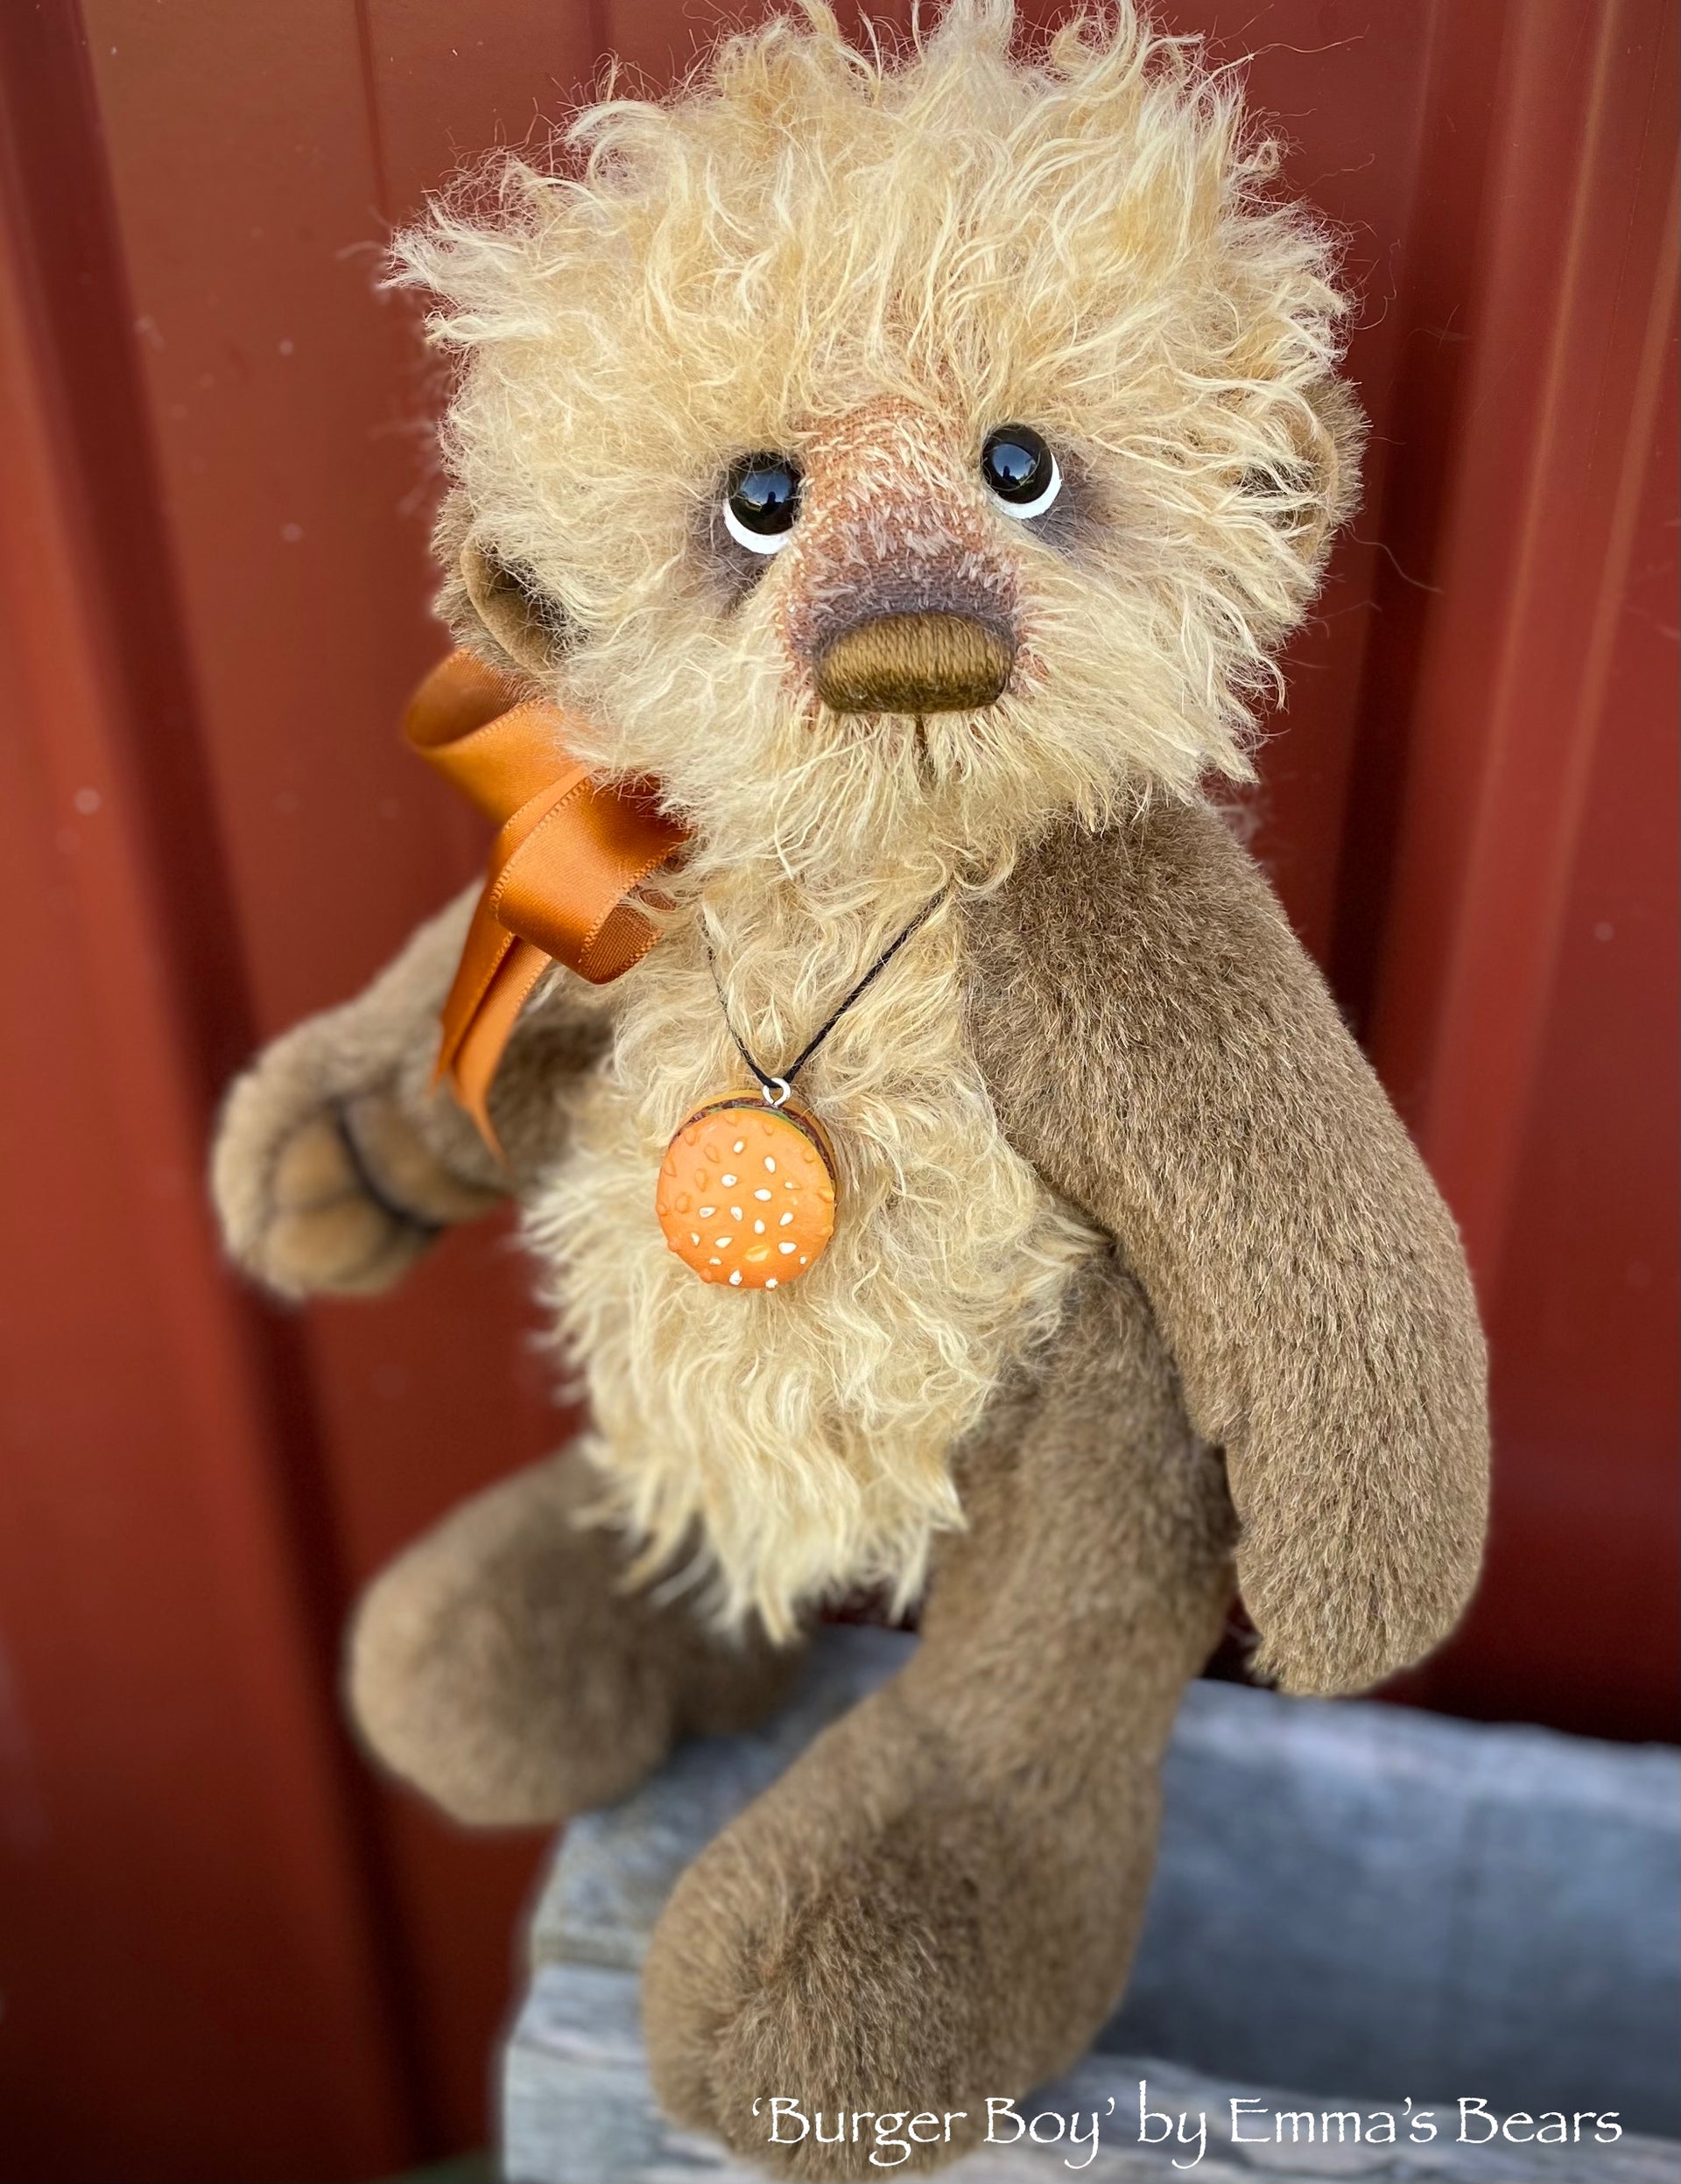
(212, 6, 1488, 2173)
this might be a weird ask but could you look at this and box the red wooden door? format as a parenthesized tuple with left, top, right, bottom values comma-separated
(0, 3, 1674, 2178)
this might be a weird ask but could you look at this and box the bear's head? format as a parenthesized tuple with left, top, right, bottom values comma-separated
(398, 1, 1361, 888)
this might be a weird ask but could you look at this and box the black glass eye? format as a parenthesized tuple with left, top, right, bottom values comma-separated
(981, 425, 1062, 519)
(722, 453, 803, 554)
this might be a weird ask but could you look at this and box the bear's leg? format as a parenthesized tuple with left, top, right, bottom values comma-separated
(346, 1447, 802, 1827)
(642, 1263, 1236, 2179)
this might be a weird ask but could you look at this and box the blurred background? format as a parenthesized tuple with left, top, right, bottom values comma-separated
(0, 1, 1674, 2179)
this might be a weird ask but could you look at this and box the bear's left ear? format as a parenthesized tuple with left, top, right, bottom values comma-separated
(1228, 371, 1367, 583)
(1261, 373, 1366, 569)
(1299, 372, 1366, 551)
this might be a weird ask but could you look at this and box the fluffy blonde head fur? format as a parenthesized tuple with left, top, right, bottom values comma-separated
(394, 4, 1362, 1633)
(398, 0, 1359, 894)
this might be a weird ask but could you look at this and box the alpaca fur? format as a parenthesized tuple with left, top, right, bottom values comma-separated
(211, 7, 1487, 2174)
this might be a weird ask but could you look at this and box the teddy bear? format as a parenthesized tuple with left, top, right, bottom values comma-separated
(210, 6, 1489, 2173)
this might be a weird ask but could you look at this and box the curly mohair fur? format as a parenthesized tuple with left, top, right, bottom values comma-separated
(386, 0, 1363, 1634)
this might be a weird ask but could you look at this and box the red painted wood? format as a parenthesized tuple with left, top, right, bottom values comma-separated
(69, 0, 601, 2151)
(0, 9, 417, 2176)
(1367, 0, 1677, 1255)
(0, 1, 1672, 2176)
(1454, 310, 1680, 1736)
(1359, 0, 1680, 1731)
(1151, 0, 1466, 961)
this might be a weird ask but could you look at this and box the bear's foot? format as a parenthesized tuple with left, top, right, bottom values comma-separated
(643, 1703, 1158, 2180)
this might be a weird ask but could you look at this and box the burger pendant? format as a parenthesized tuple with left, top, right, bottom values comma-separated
(654, 895, 944, 1293)
(657, 1089, 837, 1289)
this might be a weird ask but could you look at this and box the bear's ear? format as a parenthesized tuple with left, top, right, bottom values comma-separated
(1298, 372, 1366, 545)
(1230, 372, 1366, 573)
(457, 537, 576, 674)
(1274, 374, 1366, 565)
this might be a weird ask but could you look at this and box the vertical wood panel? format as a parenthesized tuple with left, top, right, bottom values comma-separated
(1368, 0, 1678, 1259)
(1327, 0, 1518, 1029)
(1410, 291, 1681, 1738)
(0, 6, 417, 2174)
(1160, 0, 1445, 959)
(74, 0, 596, 2152)
(78, 0, 458, 1028)
(1358, 0, 1679, 1727)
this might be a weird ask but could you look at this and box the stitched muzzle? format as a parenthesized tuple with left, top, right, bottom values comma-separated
(814, 609, 1015, 713)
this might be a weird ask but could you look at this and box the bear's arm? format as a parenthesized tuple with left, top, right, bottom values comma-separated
(211, 885, 609, 1299)
(964, 800, 1489, 1696)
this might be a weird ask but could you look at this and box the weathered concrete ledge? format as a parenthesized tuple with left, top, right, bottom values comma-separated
(504, 1627, 1681, 2183)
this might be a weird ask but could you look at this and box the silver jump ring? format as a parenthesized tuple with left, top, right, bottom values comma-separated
(762, 1077, 793, 1109)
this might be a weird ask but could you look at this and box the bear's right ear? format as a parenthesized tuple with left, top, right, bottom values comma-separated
(458, 537, 576, 675)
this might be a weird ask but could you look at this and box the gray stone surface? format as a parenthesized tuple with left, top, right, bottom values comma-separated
(507, 1627, 1681, 2182)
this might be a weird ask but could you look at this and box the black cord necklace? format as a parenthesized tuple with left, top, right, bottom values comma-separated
(653, 894, 947, 1293)
(706, 891, 947, 1106)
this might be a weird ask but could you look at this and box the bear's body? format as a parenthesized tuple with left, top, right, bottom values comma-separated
(211, 10, 1488, 2174)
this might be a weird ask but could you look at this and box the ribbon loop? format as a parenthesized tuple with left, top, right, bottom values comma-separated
(405, 650, 688, 1153)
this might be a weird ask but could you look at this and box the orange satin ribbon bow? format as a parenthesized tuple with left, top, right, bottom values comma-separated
(405, 650, 688, 1154)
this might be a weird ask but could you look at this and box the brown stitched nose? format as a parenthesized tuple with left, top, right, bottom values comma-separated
(813, 611, 1015, 714)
